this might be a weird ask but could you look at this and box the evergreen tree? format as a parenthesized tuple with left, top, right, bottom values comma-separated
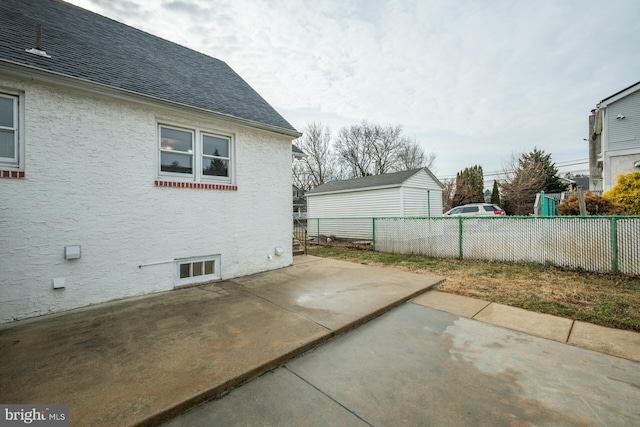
(490, 180, 501, 206)
(452, 165, 484, 206)
(521, 148, 566, 193)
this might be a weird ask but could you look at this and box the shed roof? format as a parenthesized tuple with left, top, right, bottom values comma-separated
(0, 0, 299, 136)
(307, 168, 443, 195)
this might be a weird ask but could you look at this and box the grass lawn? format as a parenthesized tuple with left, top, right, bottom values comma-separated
(307, 245, 640, 332)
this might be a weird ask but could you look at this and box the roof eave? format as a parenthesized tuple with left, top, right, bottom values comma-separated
(0, 60, 302, 138)
(307, 183, 403, 196)
(597, 81, 640, 109)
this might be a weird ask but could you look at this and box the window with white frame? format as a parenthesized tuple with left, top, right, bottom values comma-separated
(159, 124, 232, 182)
(176, 255, 221, 286)
(0, 93, 19, 167)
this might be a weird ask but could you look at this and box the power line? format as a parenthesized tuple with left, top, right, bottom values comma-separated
(438, 158, 590, 180)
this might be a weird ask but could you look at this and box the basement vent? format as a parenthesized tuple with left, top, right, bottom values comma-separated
(176, 255, 221, 286)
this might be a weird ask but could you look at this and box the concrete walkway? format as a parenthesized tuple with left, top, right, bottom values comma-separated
(0, 256, 442, 427)
(413, 290, 640, 362)
(1, 255, 639, 426)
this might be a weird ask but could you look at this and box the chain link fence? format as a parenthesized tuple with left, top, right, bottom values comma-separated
(308, 216, 640, 275)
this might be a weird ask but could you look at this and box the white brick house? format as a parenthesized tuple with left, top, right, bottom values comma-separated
(0, 0, 300, 323)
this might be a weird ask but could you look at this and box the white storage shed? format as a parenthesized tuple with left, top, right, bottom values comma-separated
(306, 168, 444, 239)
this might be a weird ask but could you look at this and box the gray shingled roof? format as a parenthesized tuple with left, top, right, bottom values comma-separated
(307, 168, 438, 195)
(0, 0, 298, 136)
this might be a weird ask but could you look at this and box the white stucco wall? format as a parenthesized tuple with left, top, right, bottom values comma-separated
(0, 75, 293, 323)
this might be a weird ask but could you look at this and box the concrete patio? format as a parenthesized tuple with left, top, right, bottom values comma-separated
(0, 256, 442, 426)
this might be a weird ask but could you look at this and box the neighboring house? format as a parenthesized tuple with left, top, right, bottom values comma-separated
(0, 0, 300, 323)
(292, 145, 307, 217)
(589, 81, 640, 191)
(306, 168, 444, 239)
(292, 185, 307, 218)
(573, 176, 590, 191)
(292, 143, 306, 160)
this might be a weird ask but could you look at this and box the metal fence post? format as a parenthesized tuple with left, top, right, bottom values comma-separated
(317, 218, 320, 245)
(458, 216, 464, 259)
(611, 216, 619, 273)
(372, 217, 376, 251)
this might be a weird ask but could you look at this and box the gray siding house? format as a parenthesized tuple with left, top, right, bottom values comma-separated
(589, 81, 640, 191)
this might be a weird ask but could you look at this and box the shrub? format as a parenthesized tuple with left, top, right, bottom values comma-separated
(557, 191, 624, 216)
(604, 172, 640, 215)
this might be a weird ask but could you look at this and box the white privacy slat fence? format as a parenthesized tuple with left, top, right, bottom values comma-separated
(308, 216, 640, 275)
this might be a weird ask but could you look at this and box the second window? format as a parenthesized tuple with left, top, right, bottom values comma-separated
(159, 124, 232, 183)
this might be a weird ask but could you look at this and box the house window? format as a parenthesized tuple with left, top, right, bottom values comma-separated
(202, 134, 230, 178)
(176, 255, 221, 286)
(0, 93, 19, 167)
(160, 126, 194, 176)
(158, 124, 233, 184)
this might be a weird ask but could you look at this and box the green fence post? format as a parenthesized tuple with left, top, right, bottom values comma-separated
(317, 218, 320, 245)
(458, 216, 464, 259)
(372, 217, 376, 251)
(611, 216, 619, 273)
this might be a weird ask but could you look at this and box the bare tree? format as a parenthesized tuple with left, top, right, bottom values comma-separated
(500, 153, 546, 215)
(292, 122, 338, 191)
(396, 138, 436, 170)
(369, 124, 404, 174)
(335, 121, 436, 178)
(441, 178, 456, 212)
(334, 122, 377, 178)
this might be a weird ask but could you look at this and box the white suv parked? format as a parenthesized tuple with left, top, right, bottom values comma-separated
(444, 203, 505, 216)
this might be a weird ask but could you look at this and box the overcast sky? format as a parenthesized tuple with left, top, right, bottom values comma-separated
(66, 0, 640, 184)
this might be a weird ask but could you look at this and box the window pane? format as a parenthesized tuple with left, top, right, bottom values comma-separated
(462, 207, 479, 213)
(203, 158, 229, 177)
(161, 127, 192, 152)
(0, 129, 15, 158)
(202, 135, 229, 157)
(179, 263, 190, 279)
(193, 262, 203, 276)
(161, 152, 193, 174)
(204, 260, 214, 275)
(0, 97, 13, 128)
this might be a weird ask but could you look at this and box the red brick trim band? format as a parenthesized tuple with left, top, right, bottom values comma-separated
(0, 170, 25, 179)
(154, 180, 237, 191)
